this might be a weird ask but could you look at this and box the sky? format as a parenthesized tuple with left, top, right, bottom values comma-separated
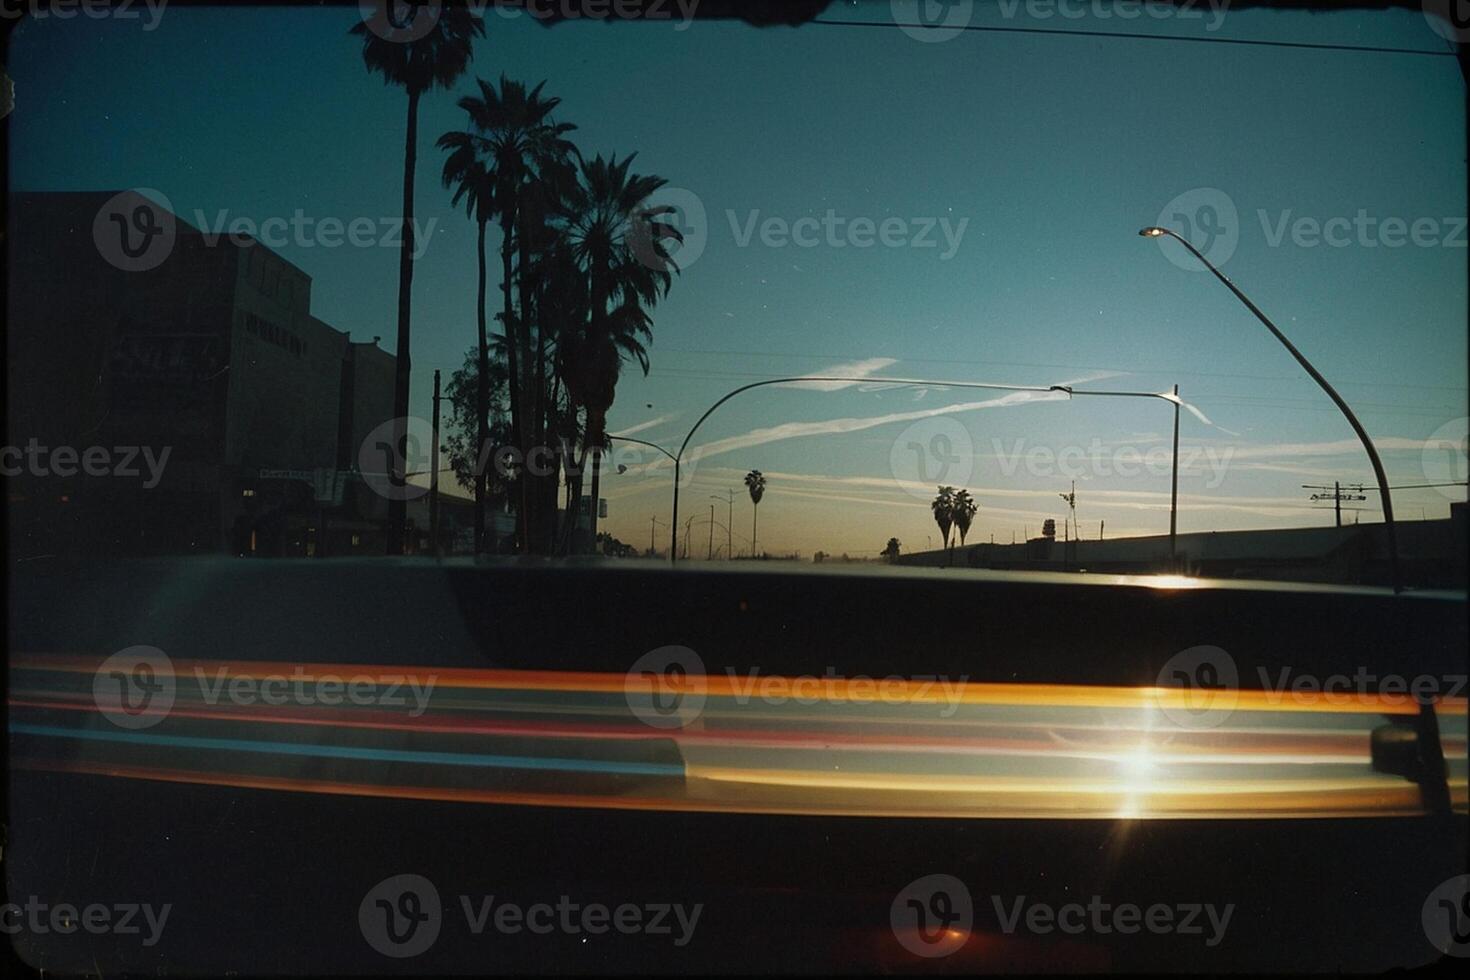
(8, 1, 1467, 557)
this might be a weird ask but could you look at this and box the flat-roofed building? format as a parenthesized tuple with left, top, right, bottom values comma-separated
(6, 190, 397, 557)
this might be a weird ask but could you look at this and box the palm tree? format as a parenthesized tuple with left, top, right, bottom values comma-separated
(745, 470, 766, 556)
(953, 489, 977, 548)
(352, 4, 482, 553)
(931, 486, 956, 559)
(437, 124, 497, 553)
(452, 75, 577, 551)
(560, 153, 681, 549)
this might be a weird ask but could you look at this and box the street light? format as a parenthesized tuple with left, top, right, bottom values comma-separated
(607, 434, 676, 464)
(711, 492, 733, 560)
(1140, 226, 1402, 592)
(665, 376, 1067, 565)
(615, 378, 1189, 567)
(647, 515, 667, 558)
(1049, 383, 1184, 564)
(687, 514, 733, 560)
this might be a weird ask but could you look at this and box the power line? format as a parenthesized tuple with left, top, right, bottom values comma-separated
(807, 17, 1457, 58)
(642, 367, 1461, 419)
(652, 347, 1469, 394)
(1370, 482, 1469, 491)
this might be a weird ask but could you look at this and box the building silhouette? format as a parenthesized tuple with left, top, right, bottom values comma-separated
(6, 191, 397, 557)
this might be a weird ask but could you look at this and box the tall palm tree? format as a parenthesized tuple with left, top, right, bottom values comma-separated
(351, 3, 483, 553)
(745, 470, 766, 556)
(560, 153, 681, 548)
(953, 489, 977, 547)
(455, 75, 577, 551)
(931, 486, 956, 559)
(436, 124, 497, 553)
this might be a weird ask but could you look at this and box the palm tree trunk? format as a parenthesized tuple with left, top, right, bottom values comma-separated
(473, 216, 489, 554)
(582, 406, 605, 552)
(500, 206, 527, 553)
(533, 277, 558, 555)
(518, 203, 546, 553)
(752, 504, 758, 558)
(577, 267, 611, 555)
(556, 403, 584, 556)
(386, 87, 420, 555)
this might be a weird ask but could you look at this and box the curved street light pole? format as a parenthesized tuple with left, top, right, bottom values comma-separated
(1140, 226, 1401, 592)
(618, 379, 1190, 567)
(607, 434, 677, 464)
(667, 376, 1065, 565)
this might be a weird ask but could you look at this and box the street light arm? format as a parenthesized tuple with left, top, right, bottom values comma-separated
(668, 375, 1066, 564)
(676, 375, 1062, 463)
(1065, 388, 1177, 404)
(607, 434, 677, 463)
(1141, 226, 1402, 592)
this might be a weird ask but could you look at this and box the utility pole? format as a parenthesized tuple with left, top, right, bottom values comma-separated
(711, 491, 733, 560)
(1170, 383, 1180, 564)
(1304, 482, 1366, 527)
(1059, 481, 1077, 570)
(708, 503, 715, 561)
(429, 369, 441, 557)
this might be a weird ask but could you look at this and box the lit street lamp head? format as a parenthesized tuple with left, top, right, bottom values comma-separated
(1132, 221, 1403, 591)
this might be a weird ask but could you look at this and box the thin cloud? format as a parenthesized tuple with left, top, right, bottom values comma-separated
(611, 413, 678, 438)
(778, 357, 898, 390)
(686, 387, 1072, 464)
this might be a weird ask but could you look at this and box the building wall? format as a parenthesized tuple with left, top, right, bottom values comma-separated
(7, 191, 392, 558)
(345, 340, 396, 467)
(223, 241, 345, 473)
(8, 192, 238, 554)
(896, 516, 1467, 589)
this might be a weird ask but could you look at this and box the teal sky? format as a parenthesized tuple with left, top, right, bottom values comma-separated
(9, 2, 1467, 556)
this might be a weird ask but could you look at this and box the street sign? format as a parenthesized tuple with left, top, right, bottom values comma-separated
(258, 468, 314, 482)
(258, 468, 348, 505)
